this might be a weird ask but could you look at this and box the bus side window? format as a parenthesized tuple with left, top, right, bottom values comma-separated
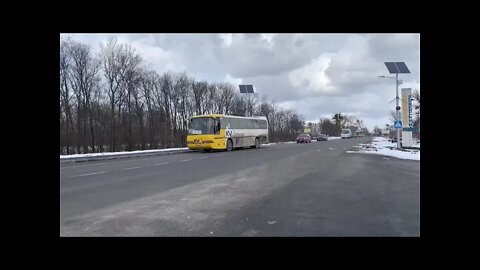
(215, 119, 221, 134)
(246, 119, 254, 129)
(220, 118, 229, 129)
(258, 120, 267, 129)
(229, 118, 237, 129)
(239, 119, 246, 129)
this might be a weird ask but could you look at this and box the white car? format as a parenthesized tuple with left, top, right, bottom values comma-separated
(341, 129, 352, 139)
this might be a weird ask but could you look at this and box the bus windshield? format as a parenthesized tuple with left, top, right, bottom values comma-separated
(188, 117, 215, 135)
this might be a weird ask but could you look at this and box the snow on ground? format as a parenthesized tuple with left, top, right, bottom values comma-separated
(263, 141, 297, 146)
(347, 137, 420, 161)
(60, 147, 188, 159)
(328, 136, 342, 140)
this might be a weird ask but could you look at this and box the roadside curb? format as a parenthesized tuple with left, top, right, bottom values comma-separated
(60, 149, 191, 163)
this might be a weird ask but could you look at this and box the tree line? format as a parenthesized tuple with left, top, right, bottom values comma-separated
(316, 113, 369, 137)
(60, 37, 307, 155)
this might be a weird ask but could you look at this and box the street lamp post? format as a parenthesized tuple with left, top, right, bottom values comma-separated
(379, 75, 401, 149)
(380, 61, 411, 150)
(395, 73, 401, 149)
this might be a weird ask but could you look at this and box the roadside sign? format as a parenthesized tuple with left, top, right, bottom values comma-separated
(403, 127, 419, 132)
(394, 120, 402, 128)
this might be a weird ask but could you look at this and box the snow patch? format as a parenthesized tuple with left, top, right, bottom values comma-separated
(60, 148, 188, 159)
(347, 137, 420, 161)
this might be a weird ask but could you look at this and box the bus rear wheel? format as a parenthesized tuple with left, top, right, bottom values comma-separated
(226, 139, 233, 151)
(253, 137, 260, 148)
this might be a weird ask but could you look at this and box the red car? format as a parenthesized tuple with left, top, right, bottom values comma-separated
(296, 134, 312, 143)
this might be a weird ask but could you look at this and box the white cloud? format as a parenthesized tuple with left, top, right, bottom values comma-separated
(225, 73, 242, 85)
(260, 34, 276, 49)
(277, 101, 297, 111)
(219, 34, 233, 47)
(288, 54, 336, 95)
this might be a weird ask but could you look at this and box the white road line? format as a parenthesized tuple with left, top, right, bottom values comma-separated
(61, 158, 147, 169)
(124, 166, 141, 170)
(70, 172, 105, 178)
(213, 155, 225, 157)
(153, 162, 169, 166)
(199, 157, 209, 159)
(180, 159, 192, 162)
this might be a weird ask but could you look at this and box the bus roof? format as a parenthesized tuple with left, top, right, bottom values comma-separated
(191, 114, 224, 119)
(190, 114, 267, 120)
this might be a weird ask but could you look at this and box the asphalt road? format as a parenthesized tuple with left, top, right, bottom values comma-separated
(60, 137, 420, 236)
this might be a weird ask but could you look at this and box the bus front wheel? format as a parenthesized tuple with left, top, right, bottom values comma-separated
(227, 139, 233, 151)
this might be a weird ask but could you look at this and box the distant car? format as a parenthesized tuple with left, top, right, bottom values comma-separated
(317, 134, 328, 141)
(296, 134, 312, 143)
(341, 129, 352, 139)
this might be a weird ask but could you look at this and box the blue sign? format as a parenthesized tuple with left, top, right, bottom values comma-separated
(403, 127, 419, 132)
(408, 94, 413, 127)
(394, 120, 402, 128)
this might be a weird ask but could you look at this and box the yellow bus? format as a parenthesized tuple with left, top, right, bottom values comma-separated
(186, 114, 268, 151)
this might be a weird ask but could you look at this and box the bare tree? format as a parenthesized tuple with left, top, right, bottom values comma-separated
(216, 82, 235, 115)
(140, 69, 158, 149)
(117, 43, 143, 151)
(192, 81, 208, 116)
(373, 126, 382, 136)
(332, 113, 348, 135)
(60, 38, 75, 154)
(100, 37, 124, 152)
(320, 118, 337, 136)
(69, 41, 101, 153)
(230, 94, 247, 116)
(389, 110, 397, 122)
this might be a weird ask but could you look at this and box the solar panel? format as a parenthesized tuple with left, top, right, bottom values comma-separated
(239, 84, 255, 93)
(384, 62, 400, 74)
(245, 85, 254, 93)
(395, 62, 411, 73)
(239, 85, 247, 93)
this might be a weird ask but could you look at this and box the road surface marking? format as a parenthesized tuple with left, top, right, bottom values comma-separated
(180, 159, 192, 162)
(124, 166, 141, 170)
(70, 172, 105, 178)
(153, 162, 169, 166)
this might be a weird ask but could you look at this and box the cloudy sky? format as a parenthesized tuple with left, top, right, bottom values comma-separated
(61, 33, 420, 130)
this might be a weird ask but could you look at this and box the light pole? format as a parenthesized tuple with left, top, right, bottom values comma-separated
(378, 75, 401, 149)
(381, 61, 411, 150)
